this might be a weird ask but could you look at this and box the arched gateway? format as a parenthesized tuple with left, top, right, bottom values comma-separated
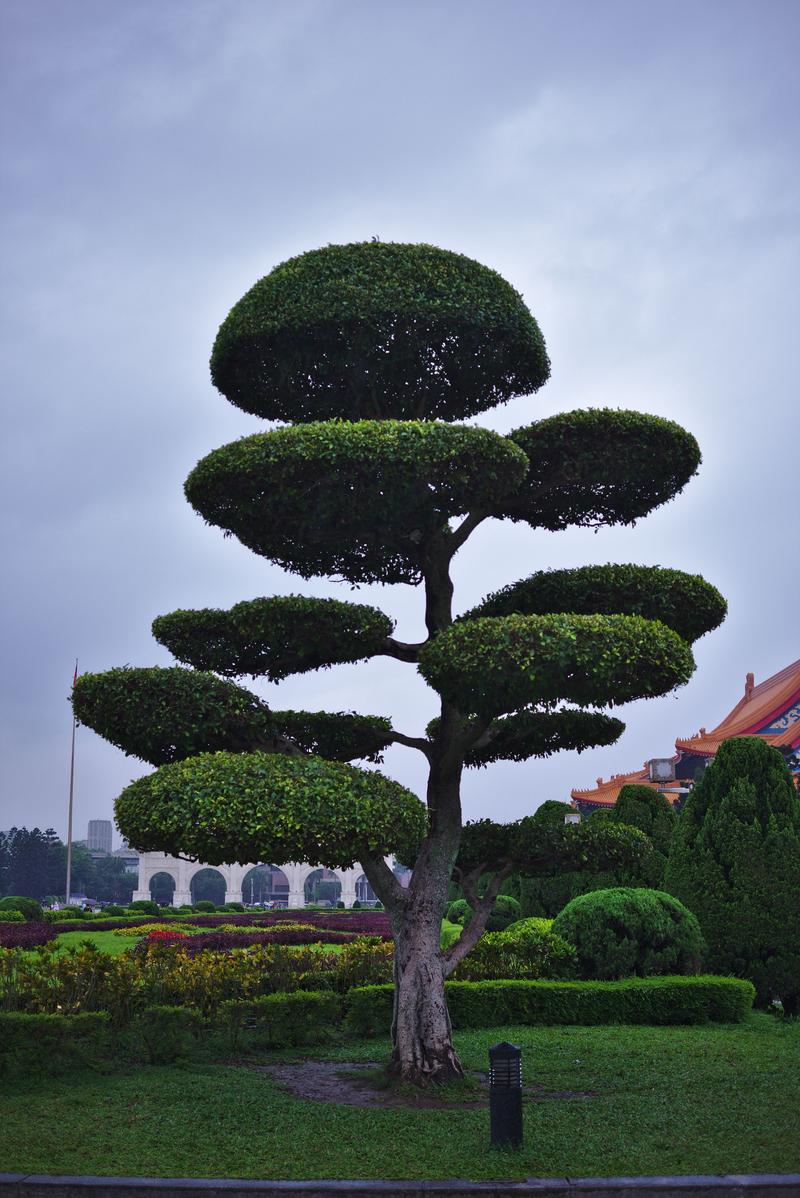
(132, 851, 373, 908)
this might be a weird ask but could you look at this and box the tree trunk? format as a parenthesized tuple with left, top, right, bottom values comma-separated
(389, 896, 462, 1083)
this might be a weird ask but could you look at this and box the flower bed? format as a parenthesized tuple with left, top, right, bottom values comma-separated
(49, 909, 392, 936)
(0, 922, 57, 949)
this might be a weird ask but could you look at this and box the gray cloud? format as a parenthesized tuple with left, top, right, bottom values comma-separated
(1, 0, 797, 841)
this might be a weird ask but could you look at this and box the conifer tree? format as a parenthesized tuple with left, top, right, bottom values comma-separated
(73, 242, 726, 1080)
(666, 736, 800, 1015)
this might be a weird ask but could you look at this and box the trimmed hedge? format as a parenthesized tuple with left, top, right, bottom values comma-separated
(219, 990, 341, 1050)
(0, 1012, 110, 1077)
(345, 976, 755, 1036)
(135, 1005, 201, 1064)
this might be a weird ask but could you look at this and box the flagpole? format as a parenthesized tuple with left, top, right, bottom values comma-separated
(65, 659, 77, 906)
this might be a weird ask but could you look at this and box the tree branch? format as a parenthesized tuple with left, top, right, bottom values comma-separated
(380, 637, 425, 663)
(388, 730, 433, 757)
(359, 850, 410, 911)
(442, 861, 513, 976)
(448, 509, 487, 556)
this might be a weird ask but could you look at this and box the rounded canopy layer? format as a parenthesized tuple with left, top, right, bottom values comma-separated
(492, 410, 701, 530)
(418, 613, 695, 717)
(185, 420, 529, 584)
(115, 750, 427, 869)
(210, 241, 550, 422)
(464, 564, 727, 645)
(153, 595, 394, 680)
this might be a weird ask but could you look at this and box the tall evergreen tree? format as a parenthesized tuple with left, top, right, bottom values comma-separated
(72, 242, 725, 1081)
(666, 736, 800, 1015)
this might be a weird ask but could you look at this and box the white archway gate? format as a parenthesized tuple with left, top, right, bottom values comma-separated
(132, 851, 367, 908)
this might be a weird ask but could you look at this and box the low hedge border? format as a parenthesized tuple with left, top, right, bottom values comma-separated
(345, 976, 756, 1036)
(0, 977, 755, 1078)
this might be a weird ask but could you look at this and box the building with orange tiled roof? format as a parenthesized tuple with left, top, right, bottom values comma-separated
(571, 657, 800, 815)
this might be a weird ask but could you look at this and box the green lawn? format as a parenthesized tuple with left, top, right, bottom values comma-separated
(51, 929, 137, 955)
(0, 1015, 797, 1180)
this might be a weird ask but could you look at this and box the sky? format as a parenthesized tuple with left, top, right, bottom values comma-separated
(1, 0, 797, 847)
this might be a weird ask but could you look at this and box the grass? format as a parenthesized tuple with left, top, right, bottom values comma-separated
(0, 1014, 797, 1180)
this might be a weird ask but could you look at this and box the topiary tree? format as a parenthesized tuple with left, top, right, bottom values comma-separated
(73, 241, 725, 1082)
(665, 736, 800, 1015)
(551, 886, 706, 979)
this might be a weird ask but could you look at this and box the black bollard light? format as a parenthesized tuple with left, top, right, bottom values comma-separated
(489, 1041, 523, 1149)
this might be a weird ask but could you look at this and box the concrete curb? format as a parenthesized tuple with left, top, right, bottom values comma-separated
(1, 1175, 799, 1198)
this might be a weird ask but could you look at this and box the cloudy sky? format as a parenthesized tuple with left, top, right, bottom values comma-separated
(1, 0, 797, 846)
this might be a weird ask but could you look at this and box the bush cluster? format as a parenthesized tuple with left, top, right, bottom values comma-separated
(551, 887, 706, 980)
(452, 922, 576, 982)
(447, 894, 521, 932)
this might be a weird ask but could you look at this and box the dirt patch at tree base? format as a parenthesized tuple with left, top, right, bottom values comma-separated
(236, 1058, 598, 1108)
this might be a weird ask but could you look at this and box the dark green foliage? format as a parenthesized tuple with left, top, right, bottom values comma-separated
(0, 910, 24, 922)
(127, 900, 160, 915)
(103, 905, 127, 916)
(455, 816, 650, 877)
(552, 887, 706, 980)
(447, 894, 521, 932)
(73, 666, 279, 765)
(665, 736, 800, 1014)
(344, 975, 754, 1036)
(0, 828, 65, 902)
(219, 991, 341, 1051)
(193, 900, 216, 913)
(609, 784, 677, 887)
(0, 895, 43, 920)
(115, 750, 427, 869)
(185, 420, 528, 584)
(493, 409, 701, 530)
(153, 595, 394, 680)
(464, 564, 726, 644)
(0, 1012, 110, 1078)
(73, 666, 391, 766)
(428, 709, 625, 767)
(134, 1006, 201, 1064)
(419, 613, 694, 717)
(210, 241, 550, 423)
(273, 709, 392, 764)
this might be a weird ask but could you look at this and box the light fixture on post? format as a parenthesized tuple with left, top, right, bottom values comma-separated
(489, 1040, 523, 1148)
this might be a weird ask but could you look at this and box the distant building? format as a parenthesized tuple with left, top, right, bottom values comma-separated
(87, 820, 113, 853)
(571, 657, 800, 815)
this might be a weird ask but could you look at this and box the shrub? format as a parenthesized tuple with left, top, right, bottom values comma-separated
(440, 919, 462, 950)
(193, 900, 217, 913)
(0, 911, 25, 923)
(447, 894, 521, 932)
(666, 736, 800, 1015)
(127, 900, 160, 915)
(452, 924, 577, 982)
(0, 896, 43, 921)
(551, 887, 706, 980)
(504, 916, 554, 936)
(345, 976, 754, 1036)
(223, 902, 245, 912)
(0, 921, 57, 949)
(102, 904, 128, 916)
(53, 906, 89, 920)
(219, 990, 341, 1050)
(134, 1005, 201, 1063)
(0, 1011, 110, 1077)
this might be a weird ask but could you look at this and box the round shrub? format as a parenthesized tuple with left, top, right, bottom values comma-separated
(447, 894, 521, 933)
(453, 924, 577, 982)
(223, 902, 245, 912)
(0, 896, 43, 921)
(127, 900, 160, 916)
(102, 904, 128, 916)
(552, 887, 706, 980)
(193, 901, 216, 913)
(504, 916, 554, 937)
(53, 906, 87, 920)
